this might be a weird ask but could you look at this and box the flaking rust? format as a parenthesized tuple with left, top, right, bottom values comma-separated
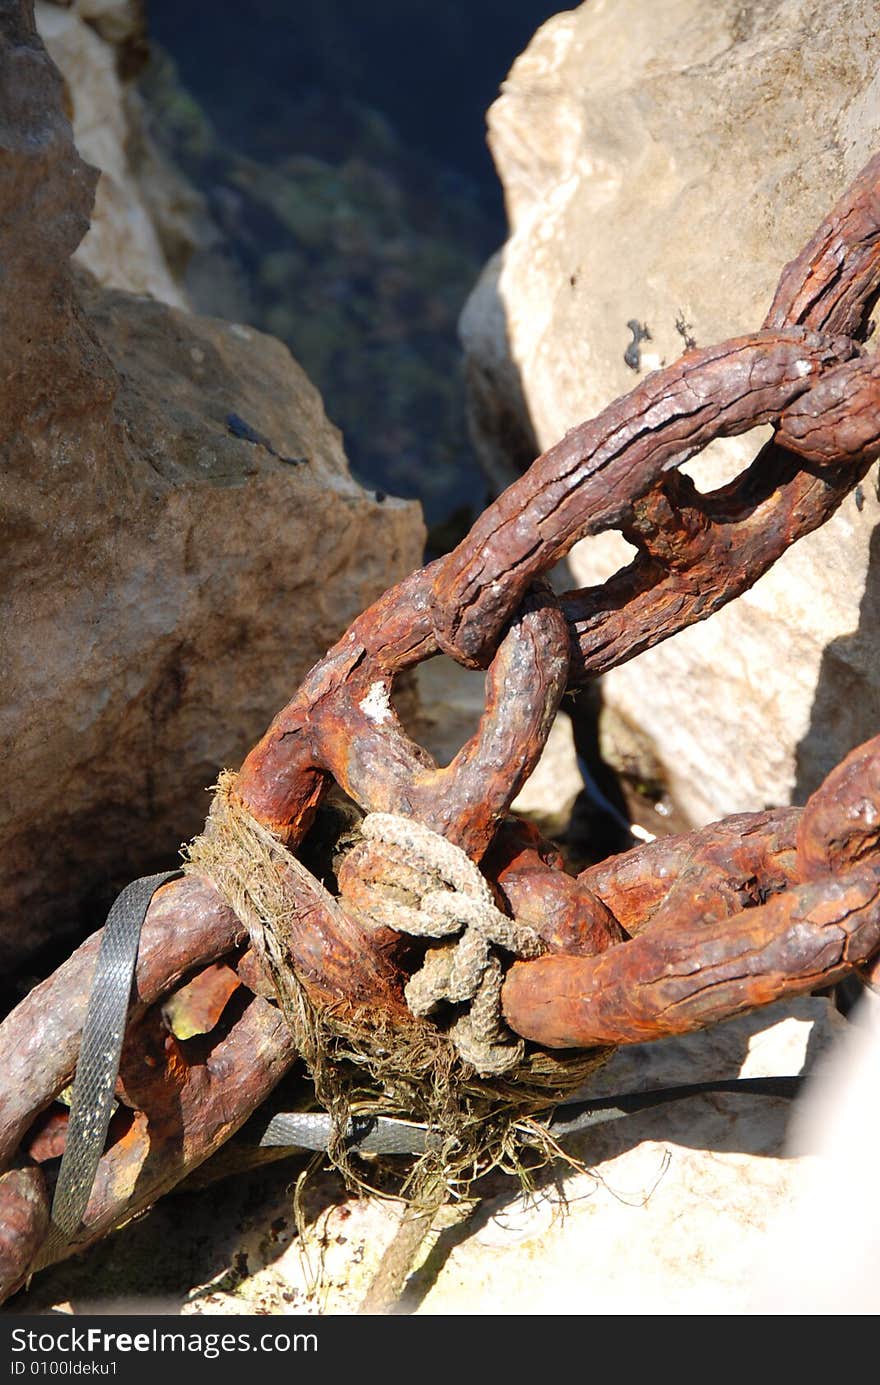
(3, 150, 880, 1300)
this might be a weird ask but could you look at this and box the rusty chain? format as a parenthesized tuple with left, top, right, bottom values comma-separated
(434, 151, 880, 675)
(2, 152, 880, 1301)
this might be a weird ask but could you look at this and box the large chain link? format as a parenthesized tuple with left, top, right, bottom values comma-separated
(431, 153, 880, 675)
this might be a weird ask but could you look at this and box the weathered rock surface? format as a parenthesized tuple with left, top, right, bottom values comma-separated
(35, 0, 187, 307)
(462, 0, 880, 824)
(8, 997, 849, 1315)
(0, 4, 423, 973)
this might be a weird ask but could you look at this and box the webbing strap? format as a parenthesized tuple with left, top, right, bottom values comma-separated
(35, 871, 181, 1267)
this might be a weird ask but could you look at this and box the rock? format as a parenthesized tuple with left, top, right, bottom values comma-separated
(459, 251, 537, 495)
(462, 0, 880, 824)
(9, 997, 845, 1314)
(35, 0, 187, 306)
(2, 277, 423, 972)
(0, 1, 102, 432)
(749, 990, 880, 1313)
(509, 711, 583, 838)
(67, 0, 142, 47)
(412, 656, 584, 840)
(0, 6, 424, 974)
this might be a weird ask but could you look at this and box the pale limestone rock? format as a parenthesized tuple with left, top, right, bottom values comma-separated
(69, 0, 141, 46)
(35, 0, 186, 307)
(412, 656, 487, 766)
(462, 0, 880, 823)
(585, 996, 845, 1096)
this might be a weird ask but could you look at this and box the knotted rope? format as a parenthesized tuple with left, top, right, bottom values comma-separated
(184, 774, 609, 1212)
(354, 813, 544, 1075)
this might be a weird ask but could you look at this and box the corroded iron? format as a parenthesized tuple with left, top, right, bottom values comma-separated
(435, 153, 880, 679)
(3, 152, 880, 1304)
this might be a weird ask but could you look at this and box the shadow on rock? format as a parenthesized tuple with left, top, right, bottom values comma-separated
(794, 515, 880, 803)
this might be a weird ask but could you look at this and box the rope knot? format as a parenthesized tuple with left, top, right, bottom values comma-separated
(339, 812, 544, 1076)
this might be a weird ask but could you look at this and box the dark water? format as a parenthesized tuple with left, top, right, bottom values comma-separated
(147, 1, 558, 229)
(140, 0, 560, 541)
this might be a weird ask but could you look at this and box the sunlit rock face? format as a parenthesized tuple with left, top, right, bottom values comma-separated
(462, 0, 880, 824)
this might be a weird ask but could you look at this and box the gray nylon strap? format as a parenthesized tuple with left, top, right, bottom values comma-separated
(539, 1075, 802, 1137)
(255, 1076, 803, 1155)
(39, 871, 181, 1263)
(259, 1111, 436, 1155)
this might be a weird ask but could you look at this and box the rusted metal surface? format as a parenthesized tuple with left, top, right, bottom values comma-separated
(431, 154, 880, 680)
(161, 961, 243, 1040)
(502, 864, 880, 1048)
(798, 734, 880, 877)
(0, 1164, 48, 1294)
(765, 152, 880, 336)
(431, 329, 857, 669)
(503, 738, 880, 1047)
(485, 819, 629, 956)
(579, 808, 801, 936)
(235, 576, 569, 860)
(0, 874, 299, 1300)
(0, 875, 245, 1168)
(3, 152, 880, 1301)
(0, 990, 298, 1301)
